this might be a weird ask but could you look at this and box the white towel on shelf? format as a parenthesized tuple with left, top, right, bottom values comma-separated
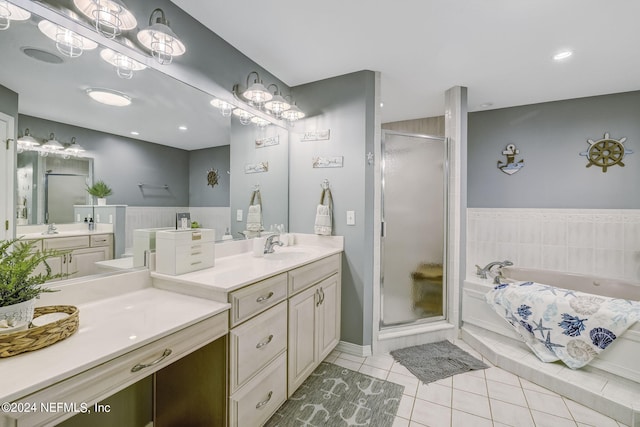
(314, 204, 332, 235)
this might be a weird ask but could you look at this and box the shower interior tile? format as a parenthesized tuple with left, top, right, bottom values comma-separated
(595, 220, 625, 250)
(541, 245, 568, 271)
(542, 219, 567, 246)
(567, 247, 595, 274)
(593, 249, 625, 278)
(516, 244, 542, 269)
(567, 218, 595, 248)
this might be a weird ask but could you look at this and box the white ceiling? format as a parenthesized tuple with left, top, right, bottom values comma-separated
(171, 0, 640, 123)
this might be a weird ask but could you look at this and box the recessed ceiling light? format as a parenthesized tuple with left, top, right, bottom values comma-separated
(380, 102, 384, 108)
(178, 125, 187, 131)
(553, 50, 573, 61)
(86, 88, 131, 106)
(479, 102, 493, 108)
(130, 131, 139, 136)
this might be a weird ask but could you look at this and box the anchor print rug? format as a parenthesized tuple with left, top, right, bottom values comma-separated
(265, 362, 404, 427)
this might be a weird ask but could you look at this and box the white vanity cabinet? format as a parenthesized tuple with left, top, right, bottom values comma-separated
(28, 233, 113, 279)
(287, 254, 341, 395)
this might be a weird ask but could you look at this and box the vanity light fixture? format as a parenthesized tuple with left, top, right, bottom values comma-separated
(281, 101, 305, 125)
(250, 116, 270, 128)
(241, 71, 273, 106)
(73, 0, 137, 39)
(232, 108, 254, 126)
(137, 8, 185, 65)
(17, 128, 40, 149)
(41, 133, 64, 156)
(0, 1, 31, 31)
(64, 137, 86, 156)
(38, 19, 98, 58)
(264, 84, 290, 118)
(100, 48, 146, 79)
(86, 88, 131, 106)
(210, 98, 233, 117)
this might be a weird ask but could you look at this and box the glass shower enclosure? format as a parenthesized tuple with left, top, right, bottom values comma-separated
(381, 130, 448, 327)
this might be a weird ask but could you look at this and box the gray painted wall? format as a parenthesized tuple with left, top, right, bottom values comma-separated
(290, 71, 376, 347)
(468, 91, 640, 208)
(189, 145, 231, 207)
(229, 123, 289, 237)
(0, 84, 18, 128)
(19, 114, 190, 206)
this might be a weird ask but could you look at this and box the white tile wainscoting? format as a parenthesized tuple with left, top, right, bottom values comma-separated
(467, 208, 640, 282)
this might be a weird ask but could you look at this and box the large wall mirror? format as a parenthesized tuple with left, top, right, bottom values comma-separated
(0, 1, 289, 280)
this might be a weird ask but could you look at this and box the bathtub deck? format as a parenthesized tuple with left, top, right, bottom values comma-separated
(461, 324, 640, 427)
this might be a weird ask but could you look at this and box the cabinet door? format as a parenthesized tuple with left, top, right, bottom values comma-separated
(288, 284, 318, 395)
(32, 254, 64, 279)
(68, 246, 110, 278)
(317, 274, 341, 362)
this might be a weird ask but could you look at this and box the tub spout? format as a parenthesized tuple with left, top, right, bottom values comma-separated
(475, 260, 513, 282)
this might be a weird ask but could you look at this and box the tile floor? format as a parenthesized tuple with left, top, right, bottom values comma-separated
(324, 341, 627, 427)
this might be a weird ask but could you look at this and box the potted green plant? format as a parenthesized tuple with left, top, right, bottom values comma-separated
(86, 180, 113, 206)
(0, 238, 68, 330)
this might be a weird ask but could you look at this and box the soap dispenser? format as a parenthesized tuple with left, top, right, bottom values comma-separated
(222, 227, 233, 241)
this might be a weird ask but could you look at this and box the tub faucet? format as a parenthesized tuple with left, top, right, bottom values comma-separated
(264, 234, 284, 254)
(475, 260, 513, 282)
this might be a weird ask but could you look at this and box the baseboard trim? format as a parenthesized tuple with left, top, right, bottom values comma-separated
(335, 341, 372, 358)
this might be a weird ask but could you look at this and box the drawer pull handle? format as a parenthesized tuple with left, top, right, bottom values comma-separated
(190, 261, 202, 266)
(68, 253, 72, 263)
(319, 287, 325, 305)
(256, 292, 274, 303)
(131, 348, 172, 372)
(315, 289, 321, 307)
(255, 391, 273, 409)
(191, 251, 202, 256)
(256, 334, 274, 349)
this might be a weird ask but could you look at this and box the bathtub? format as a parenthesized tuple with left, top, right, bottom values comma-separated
(462, 267, 640, 425)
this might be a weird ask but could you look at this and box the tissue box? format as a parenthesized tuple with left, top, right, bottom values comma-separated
(156, 229, 215, 275)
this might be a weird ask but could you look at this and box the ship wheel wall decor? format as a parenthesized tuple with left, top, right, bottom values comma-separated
(580, 132, 634, 173)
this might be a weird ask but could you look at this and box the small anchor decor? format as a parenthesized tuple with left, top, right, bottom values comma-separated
(497, 143, 524, 175)
(206, 168, 219, 187)
(580, 132, 633, 173)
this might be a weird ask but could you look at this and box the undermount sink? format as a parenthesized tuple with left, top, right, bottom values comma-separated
(263, 251, 308, 261)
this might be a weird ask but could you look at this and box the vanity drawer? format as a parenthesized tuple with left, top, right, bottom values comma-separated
(288, 253, 340, 295)
(44, 235, 90, 251)
(174, 244, 215, 274)
(4, 312, 228, 427)
(90, 234, 112, 247)
(229, 352, 287, 427)
(230, 301, 287, 393)
(229, 273, 287, 327)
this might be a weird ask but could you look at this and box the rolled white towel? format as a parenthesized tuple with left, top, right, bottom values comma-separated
(246, 204, 262, 232)
(314, 204, 332, 236)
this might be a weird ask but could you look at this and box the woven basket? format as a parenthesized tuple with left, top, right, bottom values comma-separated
(0, 305, 79, 358)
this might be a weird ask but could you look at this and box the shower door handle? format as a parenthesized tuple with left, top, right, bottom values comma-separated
(381, 221, 386, 237)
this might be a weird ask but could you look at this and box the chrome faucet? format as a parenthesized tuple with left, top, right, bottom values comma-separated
(43, 223, 58, 235)
(475, 260, 513, 283)
(264, 234, 284, 254)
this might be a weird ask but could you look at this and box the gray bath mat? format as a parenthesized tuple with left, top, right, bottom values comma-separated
(265, 362, 404, 427)
(390, 340, 489, 384)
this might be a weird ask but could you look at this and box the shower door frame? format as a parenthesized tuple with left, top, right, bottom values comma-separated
(379, 130, 449, 329)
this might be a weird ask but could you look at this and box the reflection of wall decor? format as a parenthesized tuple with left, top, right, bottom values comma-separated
(206, 168, 219, 187)
(497, 144, 524, 175)
(255, 135, 279, 148)
(580, 132, 633, 173)
(245, 162, 269, 174)
(302, 129, 330, 141)
(313, 156, 344, 168)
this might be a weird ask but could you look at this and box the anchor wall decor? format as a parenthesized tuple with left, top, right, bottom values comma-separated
(497, 143, 524, 175)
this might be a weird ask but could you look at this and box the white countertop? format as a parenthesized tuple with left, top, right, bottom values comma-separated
(0, 271, 229, 403)
(151, 241, 343, 300)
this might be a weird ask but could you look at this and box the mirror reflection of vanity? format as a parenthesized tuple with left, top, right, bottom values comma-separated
(1, 1, 290, 280)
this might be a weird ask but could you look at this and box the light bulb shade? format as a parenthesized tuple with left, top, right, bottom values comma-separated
(137, 22, 185, 65)
(43, 134, 64, 150)
(210, 98, 233, 117)
(65, 137, 86, 154)
(281, 103, 305, 122)
(38, 20, 98, 58)
(17, 129, 39, 148)
(73, 0, 137, 39)
(243, 81, 273, 105)
(264, 93, 291, 118)
(250, 116, 270, 128)
(233, 108, 253, 125)
(0, 1, 30, 30)
(100, 48, 146, 79)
